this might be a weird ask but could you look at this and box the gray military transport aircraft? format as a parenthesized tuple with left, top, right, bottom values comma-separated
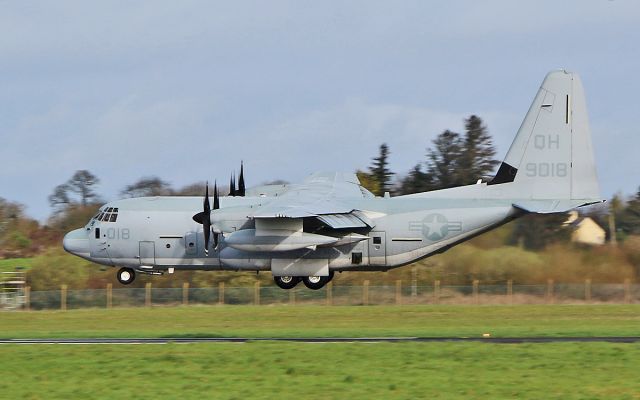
(63, 70, 601, 290)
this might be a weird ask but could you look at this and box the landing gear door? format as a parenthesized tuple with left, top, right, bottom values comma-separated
(368, 231, 386, 265)
(139, 241, 156, 266)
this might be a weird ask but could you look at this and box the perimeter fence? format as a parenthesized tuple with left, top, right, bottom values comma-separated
(2, 279, 639, 310)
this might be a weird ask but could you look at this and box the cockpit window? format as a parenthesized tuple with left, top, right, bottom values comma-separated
(94, 208, 119, 223)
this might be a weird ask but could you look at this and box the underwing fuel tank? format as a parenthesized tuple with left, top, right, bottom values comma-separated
(224, 229, 339, 252)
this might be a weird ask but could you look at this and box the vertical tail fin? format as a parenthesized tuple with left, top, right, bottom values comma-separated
(490, 70, 600, 202)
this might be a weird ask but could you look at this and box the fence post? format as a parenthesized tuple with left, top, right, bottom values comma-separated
(411, 267, 418, 298)
(507, 279, 513, 305)
(254, 281, 261, 305)
(24, 286, 30, 311)
(434, 280, 440, 304)
(546, 279, 554, 304)
(326, 282, 333, 306)
(289, 289, 295, 305)
(363, 280, 370, 306)
(472, 280, 479, 304)
(585, 279, 592, 302)
(182, 282, 189, 306)
(106, 283, 112, 309)
(218, 282, 225, 305)
(395, 280, 402, 305)
(145, 282, 151, 307)
(61, 285, 67, 311)
(624, 278, 631, 304)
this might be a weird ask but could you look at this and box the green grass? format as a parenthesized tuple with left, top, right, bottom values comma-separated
(0, 257, 33, 273)
(2, 305, 640, 399)
(1, 305, 639, 339)
(1, 342, 639, 399)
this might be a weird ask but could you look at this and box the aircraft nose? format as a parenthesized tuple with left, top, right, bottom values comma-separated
(63, 228, 90, 257)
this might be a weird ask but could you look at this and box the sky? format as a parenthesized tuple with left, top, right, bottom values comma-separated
(1, 0, 639, 221)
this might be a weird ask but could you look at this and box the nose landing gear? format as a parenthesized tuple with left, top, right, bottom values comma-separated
(117, 267, 136, 285)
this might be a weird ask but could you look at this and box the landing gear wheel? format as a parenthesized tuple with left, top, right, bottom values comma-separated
(302, 275, 330, 290)
(117, 267, 136, 285)
(274, 276, 300, 290)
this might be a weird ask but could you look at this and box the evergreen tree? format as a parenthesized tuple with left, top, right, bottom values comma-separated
(398, 163, 432, 194)
(506, 213, 571, 250)
(619, 187, 640, 235)
(368, 143, 394, 196)
(458, 115, 499, 184)
(425, 130, 463, 189)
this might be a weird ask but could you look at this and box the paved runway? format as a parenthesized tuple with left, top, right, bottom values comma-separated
(1, 337, 640, 345)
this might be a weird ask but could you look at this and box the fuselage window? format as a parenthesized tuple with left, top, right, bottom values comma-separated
(95, 228, 101, 239)
(373, 237, 382, 245)
(352, 252, 363, 264)
(103, 213, 111, 221)
(109, 214, 118, 222)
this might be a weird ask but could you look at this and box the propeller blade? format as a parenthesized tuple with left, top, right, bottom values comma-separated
(229, 173, 236, 197)
(213, 182, 220, 210)
(238, 161, 245, 197)
(203, 182, 211, 255)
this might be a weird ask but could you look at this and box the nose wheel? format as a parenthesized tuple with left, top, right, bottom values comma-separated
(117, 267, 136, 285)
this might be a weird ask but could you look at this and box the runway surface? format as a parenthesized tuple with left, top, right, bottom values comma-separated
(2, 337, 640, 345)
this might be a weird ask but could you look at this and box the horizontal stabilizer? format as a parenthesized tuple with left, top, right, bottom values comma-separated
(513, 199, 603, 214)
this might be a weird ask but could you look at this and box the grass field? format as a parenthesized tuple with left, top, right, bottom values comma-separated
(1, 305, 640, 339)
(2, 305, 640, 399)
(0, 257, 33, 273)
(1, 342, 639, 399)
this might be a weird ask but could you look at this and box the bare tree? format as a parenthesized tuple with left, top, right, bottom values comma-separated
(67, 170, 100, 206)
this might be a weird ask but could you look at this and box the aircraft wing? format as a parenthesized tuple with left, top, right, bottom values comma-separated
(251, 172, 375, 227)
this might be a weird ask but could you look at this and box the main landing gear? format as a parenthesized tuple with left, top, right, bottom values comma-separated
(117, 267, 136, 285)
(274, 271, 334, 290)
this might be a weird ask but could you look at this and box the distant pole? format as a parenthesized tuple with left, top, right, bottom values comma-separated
(106, 283, 112, 309)
(507, 280, 513, 305)
(254, 281, 261, 306)
(218, 282, 225, 305)
(61, 285, 67, 311)
(363, 280, 370, 306)
(326, 282, 333, 306)
(182, 282, 189, 306)
(546, 279, 554, 304)
(472, 280, 479, 305)
(145, 282, 151, 307)
(395, 280, 402, 305)
(434, 280, 441, 304)
(24, 286, 30, 311)
(585, 279, 592, 302)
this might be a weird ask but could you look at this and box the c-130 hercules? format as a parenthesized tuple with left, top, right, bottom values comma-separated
(64, 71, 601, 290)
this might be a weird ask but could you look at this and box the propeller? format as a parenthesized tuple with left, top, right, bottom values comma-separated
(192, 182, 220, 255)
